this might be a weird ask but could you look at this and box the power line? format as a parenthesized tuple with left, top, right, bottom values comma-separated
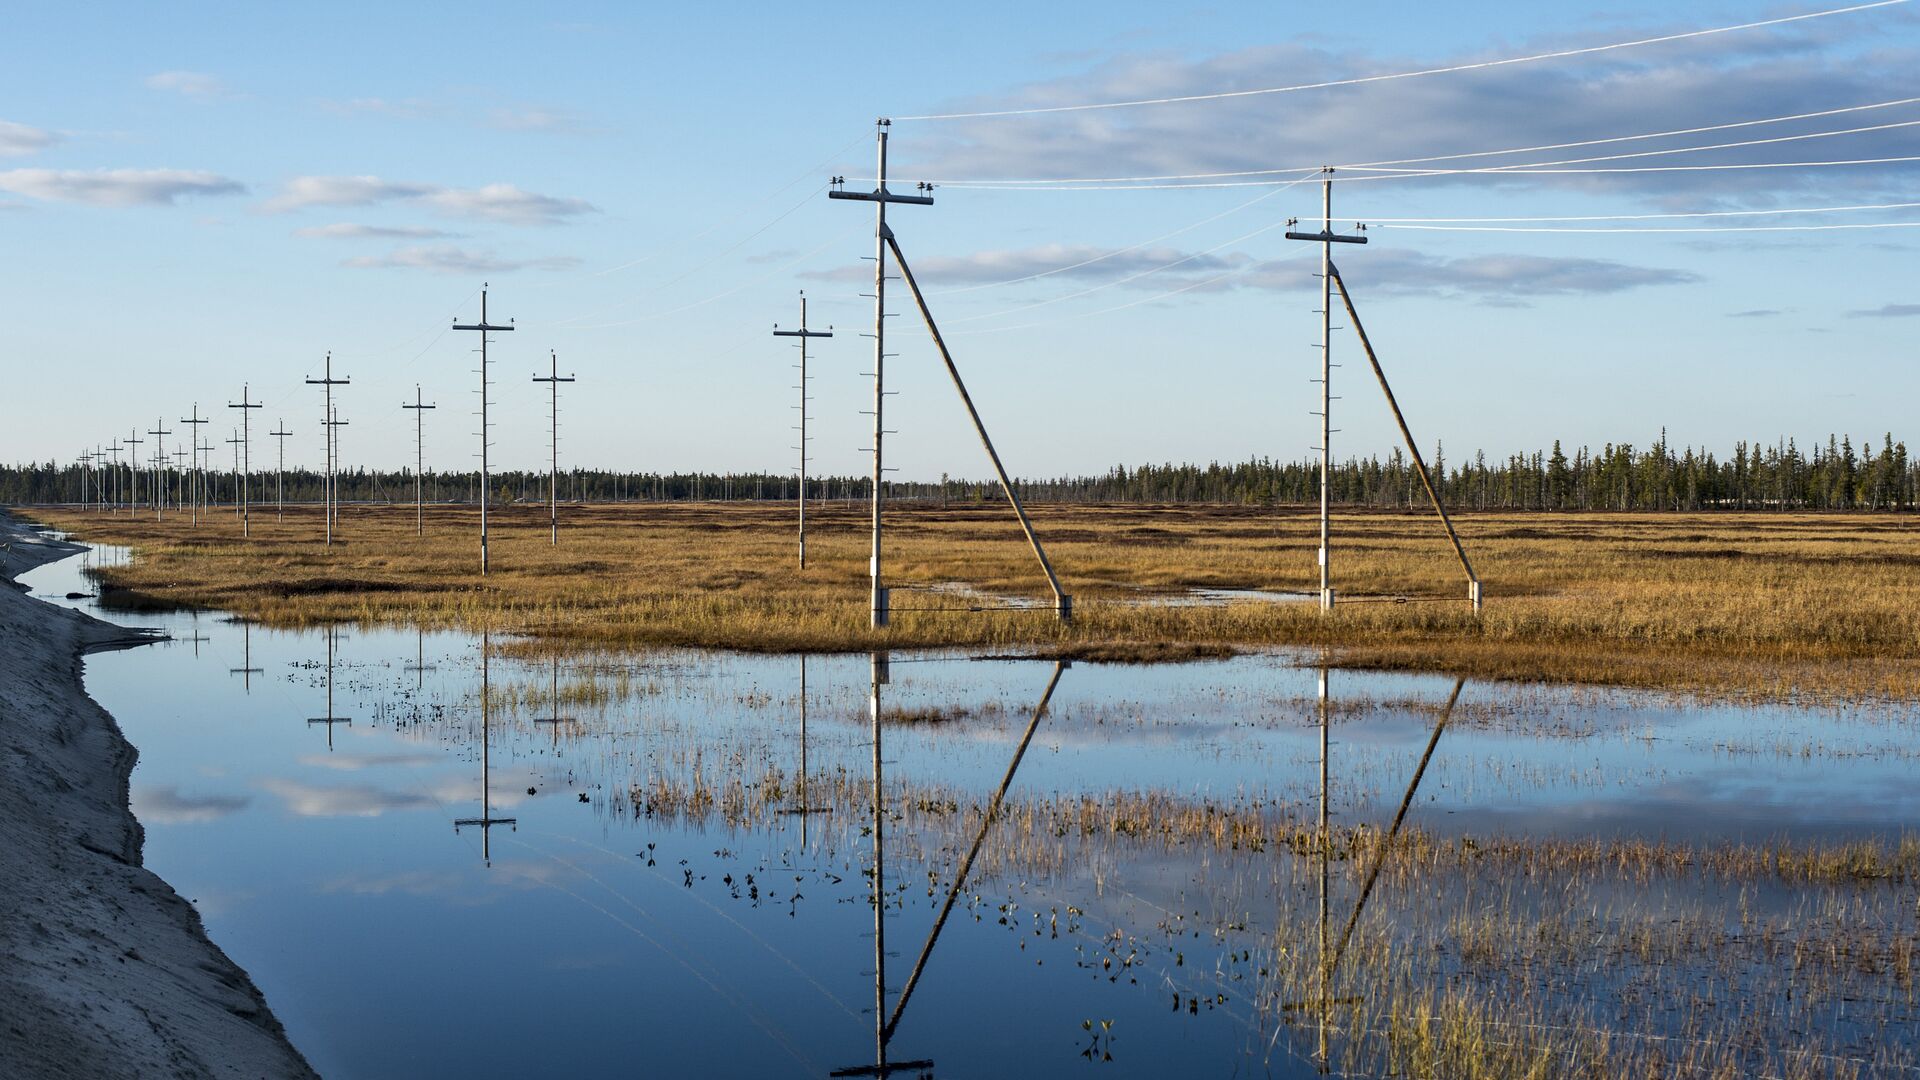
(1377, 219, 1920, 233)
(892, 0, 1909, 120)
(933, 153, 1920, 190)
(1364, 200, 1920, 223)
(927, 171, 1319, 297)
(891, 97, 1920, 185)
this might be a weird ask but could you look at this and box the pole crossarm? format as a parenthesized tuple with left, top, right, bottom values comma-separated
(884, 232, 1071, 618)
(1326, 261, 1482, 609)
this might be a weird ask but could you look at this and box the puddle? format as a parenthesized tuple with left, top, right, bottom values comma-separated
(20, 547, 1920, 1077)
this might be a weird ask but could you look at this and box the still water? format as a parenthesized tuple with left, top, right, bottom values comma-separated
(21, 546, 1920, 1077)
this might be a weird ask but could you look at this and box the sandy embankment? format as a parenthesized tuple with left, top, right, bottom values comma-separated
(0, 513, 316, 1079)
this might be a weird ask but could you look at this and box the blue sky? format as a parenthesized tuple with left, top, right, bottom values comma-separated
(3, 1, 1916, 480)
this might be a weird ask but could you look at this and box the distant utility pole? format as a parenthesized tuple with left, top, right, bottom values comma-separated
(306, 353, 350, 546)
(106, 441, 121, 511)
(327, 404, 348, 531)
(1285, 168, 1367, 612)
(829, 118, 1071, 625)
(124, 429, 144, 513)
(171, 449, 189, 510)
(146, 419, 171, 522)
(774, 292, 831, 568)
(180, 405, 210, 525)
(531, 351, 574, 546)
(229, 385, 262, 538)
(269, 421, 293, 522)
(453, 285, 514, 574)
(402, 386, 436, 536)
(226, 430, 243, 517)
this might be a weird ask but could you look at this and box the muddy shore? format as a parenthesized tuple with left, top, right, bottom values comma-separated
(0, 513, 315, 1079)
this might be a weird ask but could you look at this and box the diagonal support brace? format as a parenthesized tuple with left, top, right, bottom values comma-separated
(885, 229, 1072, 621)
(1327, 261, 1482, 612)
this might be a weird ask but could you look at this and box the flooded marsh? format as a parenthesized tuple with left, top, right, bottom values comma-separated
(19, 545, 1920, 1077)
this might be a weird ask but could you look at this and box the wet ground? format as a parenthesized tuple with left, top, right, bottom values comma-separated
(21, 545, 1920, 1077)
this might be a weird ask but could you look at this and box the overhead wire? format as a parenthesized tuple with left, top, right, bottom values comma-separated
(888, 96, 1920, 186)
(891, 0, 1909, 120)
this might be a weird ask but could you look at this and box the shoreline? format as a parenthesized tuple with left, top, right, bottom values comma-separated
(0, 512, 316, 1079)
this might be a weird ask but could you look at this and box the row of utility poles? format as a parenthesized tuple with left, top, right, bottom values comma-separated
(77, 286, 582, 579)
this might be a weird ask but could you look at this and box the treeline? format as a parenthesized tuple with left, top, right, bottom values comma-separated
(4, 432, 1913, 512)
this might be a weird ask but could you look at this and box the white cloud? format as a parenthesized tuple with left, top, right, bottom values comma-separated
(293, 222, 463, 240)
(263, 174, 435, 212)
(420, 183, 596, 224)
(145, 70, 233, 101)
(0, 167, 245, 206)
(265, 175, 597, 225)
(341, 245, 582, 274)
(0, 120, 59, 157)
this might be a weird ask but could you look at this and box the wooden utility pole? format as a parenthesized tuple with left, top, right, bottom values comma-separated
(268, 421, 293, 521)
(1285, 169, 1367, 612)
(531, 352, 574, 546)
(306, 353, 350, 545)
(402, 386, 436, 536)
(774, 293, 831, 568)
(146, 419, 171, 522)
(453, 286, 514, 574)
(830, 120, 1070, 623)
(179, 406, 209, 525)
(229, 385, 262, 537)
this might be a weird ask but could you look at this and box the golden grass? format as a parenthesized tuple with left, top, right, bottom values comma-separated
(27, 500, 1920, 699)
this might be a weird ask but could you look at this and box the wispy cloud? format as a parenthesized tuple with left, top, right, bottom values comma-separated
(1847, 302, 1920, 317)
(0, 120, 59, 157)
(263, 175, 435, 211)
(0, 167, 245, 206)
(808, 243, 1697, 301)
(319, 96, 437, 119)
(341, 245, 582, 274)
(132, 785, 250, 824)
(293, 222, 463, 240)
(145, 70, 234, 101)
(1727, 308, 1783, 318)
(265, 174, 597, 225)
(484, 105, 584, 133)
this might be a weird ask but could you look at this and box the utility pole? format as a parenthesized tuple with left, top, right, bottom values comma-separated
(306, 353, 349, 546)
(180, 405, 209, 525)
(269, 421, 293, 522)
(774, 292, 832, 568)
(229, 385, 261, 537)
(1285, 168, 1367, 612)
(531, 351, 574, 546)
(402, 387, 436, 537)
(147, 419, 171, 520)
(830, 120, 1071, 623)
(226, 430, 243, 517)
(124, 430, 144, 513)
(830, 120, 930, 627)
(327, 404, 348, 531)
(453, 285, 514, 574)
(106, 441, 121, 512)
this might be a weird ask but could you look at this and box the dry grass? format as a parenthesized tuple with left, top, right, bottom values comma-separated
(28, 501, 1920, 699)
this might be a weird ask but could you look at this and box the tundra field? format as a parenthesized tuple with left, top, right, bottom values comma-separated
(26, 501, 1920, 700)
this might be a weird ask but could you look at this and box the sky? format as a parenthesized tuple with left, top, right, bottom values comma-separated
(3, 1, 1917, 481)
